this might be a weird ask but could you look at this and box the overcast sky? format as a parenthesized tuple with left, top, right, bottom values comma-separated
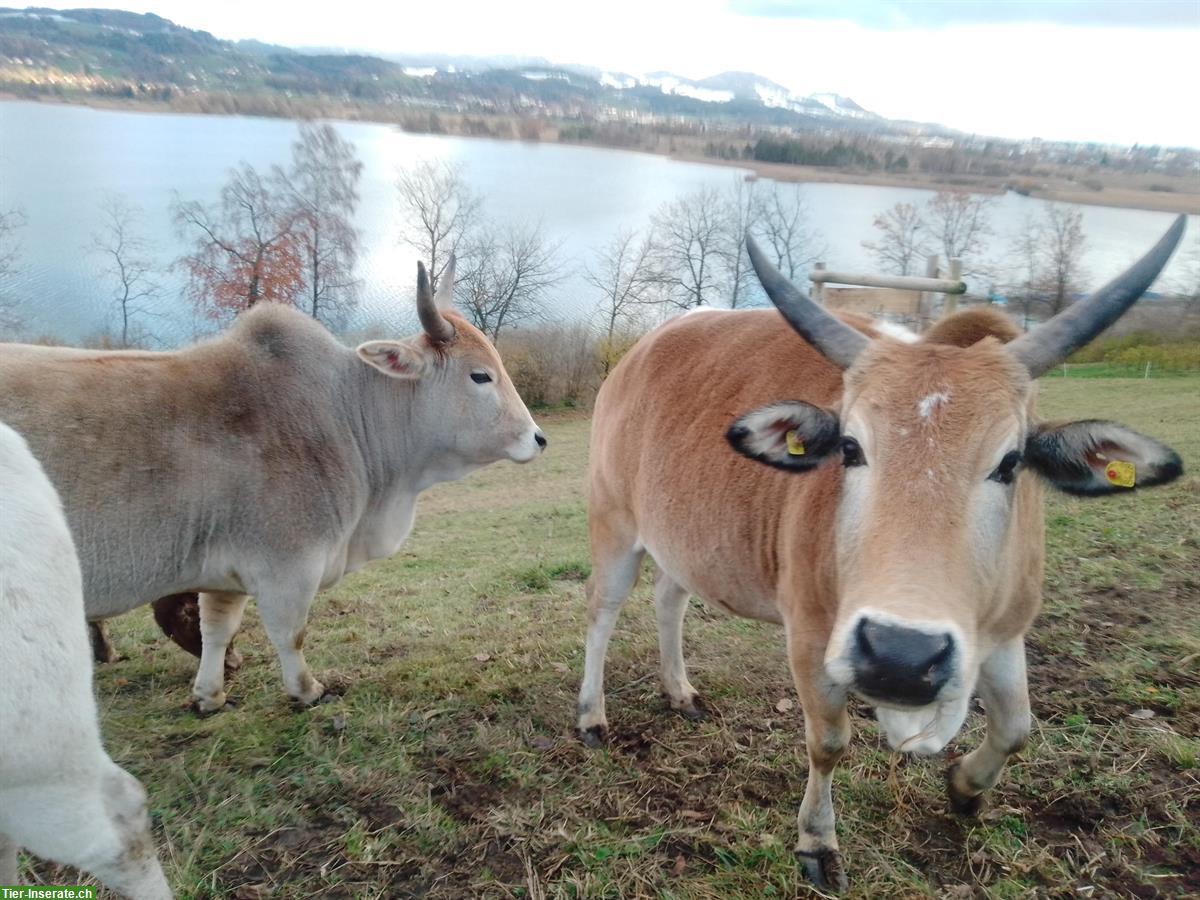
(31, 0, 1200, 147)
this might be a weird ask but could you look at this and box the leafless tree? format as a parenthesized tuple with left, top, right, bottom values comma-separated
(0, 206, 26, 334)
(90, 195, 160, 346)
(754, 182, 827, 285)
(1006, 213, 1044, 331)
(1038, 203, 1086, 316)
(862, 202, 929, 276)
(925, 190, 994, 275)
(396, 158, 481, 292)
(648, 187, 730, 310)
(279, 123, 363, 327)
(174, 163, 304, 323)
(721, 178, 761, 309)
(457, 222, 564, 340)
(584, 227, 657, 344)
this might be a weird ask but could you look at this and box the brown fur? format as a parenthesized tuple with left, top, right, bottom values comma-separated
(583, 307, 1049, 881)
(923, 306, 1020, 348)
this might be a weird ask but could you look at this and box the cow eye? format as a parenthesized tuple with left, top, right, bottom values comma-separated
(989, 450, 1023, 485)
(470, 372, 493, 384)
(841, 437, 865, 468)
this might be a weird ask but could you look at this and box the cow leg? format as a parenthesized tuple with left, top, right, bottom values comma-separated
(654, 572, 704, 719)
(0, 764, 171, 899)
(789, 627, 851, 893)
(576, 524, 644, 746)
(89, 620, 120, 663)
(190, 591, 249, 714)
(254, 579, 325, 707)
(0, 831, 17, 885)
(947, 637, 1031, 815)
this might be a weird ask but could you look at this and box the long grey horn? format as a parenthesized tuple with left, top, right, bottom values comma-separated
(434, 253, 457, 310)
(416, 260, 455, 344)
(1010, 215, 1186, 377)
(746, 233, 868, 370)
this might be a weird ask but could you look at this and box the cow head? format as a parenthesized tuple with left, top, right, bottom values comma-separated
(729, 218, 1185, 753)
(357, 257, 546, 472)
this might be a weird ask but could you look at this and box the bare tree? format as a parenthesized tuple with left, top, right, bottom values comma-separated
(396, 159, 481, 292)
(1006, 213, 1044, 331)
(90, 195, 160, 346)
(649, 186, 729, 309)
(925, 190, 994, 275)
(458, 223, 564, 340)
(174, 164, 304, 323)
(584, 227, 657, 345)
(754, 182, 827, 284)
(862, 202, 929, 276)
(722, 178, 761, 309)
(0, 206, 26, 334)
(279, 123, 363, 327)
(1038, 203, 1086, 316)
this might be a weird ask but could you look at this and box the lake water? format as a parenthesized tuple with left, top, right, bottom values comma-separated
(0, 100, 1194, 344)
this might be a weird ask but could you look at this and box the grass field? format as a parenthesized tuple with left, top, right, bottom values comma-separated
(21, 376, 1200, 899)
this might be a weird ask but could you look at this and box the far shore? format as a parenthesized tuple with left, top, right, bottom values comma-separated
(678, 154, 1200, 216)
(4, 92, 1199, 216)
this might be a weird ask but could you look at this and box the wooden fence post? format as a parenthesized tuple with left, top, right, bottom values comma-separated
(920, 255, 939, 331)
(812, 262, 825, 305)
(943, 259, 963, 318)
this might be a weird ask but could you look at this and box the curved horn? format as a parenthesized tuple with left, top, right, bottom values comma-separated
(416, 260, 455, 344)
(1010, 215, 1186, 377)
(746, 233, 868, 370)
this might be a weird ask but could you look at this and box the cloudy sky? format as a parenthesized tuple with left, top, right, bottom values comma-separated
(32, 0, 1200, 146)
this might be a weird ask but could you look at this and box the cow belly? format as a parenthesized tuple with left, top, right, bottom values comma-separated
(641, 535, 783, 625)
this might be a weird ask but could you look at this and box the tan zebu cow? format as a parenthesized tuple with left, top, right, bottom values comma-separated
(0, 260, 545, 712)
(577, 218, 1185, 890)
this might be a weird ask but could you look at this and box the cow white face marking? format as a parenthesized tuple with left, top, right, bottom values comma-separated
(917, 390, 950, 420)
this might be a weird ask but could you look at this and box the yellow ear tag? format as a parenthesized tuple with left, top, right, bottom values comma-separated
(785, 430, 806, 456)
(1105, 460, 1136, 488)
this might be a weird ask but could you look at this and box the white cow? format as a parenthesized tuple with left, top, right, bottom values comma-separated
(0, 422, 171, 898)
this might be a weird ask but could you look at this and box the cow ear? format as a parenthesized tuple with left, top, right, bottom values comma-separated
(727, 401, 841, 472)
(1025, 420, 1183, 496)
(357, 340, 428, 380)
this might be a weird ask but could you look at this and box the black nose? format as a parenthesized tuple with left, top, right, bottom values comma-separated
(851, 618, 954, 707)
(534, 431, 547, 449)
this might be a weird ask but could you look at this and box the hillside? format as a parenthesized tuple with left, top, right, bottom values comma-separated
(0, 6, 922, 135)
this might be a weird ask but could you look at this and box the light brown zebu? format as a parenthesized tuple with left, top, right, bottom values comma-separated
(576, 218, 1185, 890)
(0, 260, 545, 712)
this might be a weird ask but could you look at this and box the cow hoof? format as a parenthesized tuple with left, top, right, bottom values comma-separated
(945, 763, 985, 817)
(577, 724, 607, 748)
(677, 695, 708, 721)
(796, 847, 848, 893)
(192, 696, 230, 716)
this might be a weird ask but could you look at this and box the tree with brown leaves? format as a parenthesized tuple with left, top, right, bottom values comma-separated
(174, 163, 304, 324)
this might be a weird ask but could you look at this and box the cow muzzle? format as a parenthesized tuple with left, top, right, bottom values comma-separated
(507, 426, 548, 463)
(827, 611, 963, 708)
(850, 618, 956, 707)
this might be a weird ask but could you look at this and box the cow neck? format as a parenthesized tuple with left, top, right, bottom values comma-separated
(343, 353, 460, 500)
